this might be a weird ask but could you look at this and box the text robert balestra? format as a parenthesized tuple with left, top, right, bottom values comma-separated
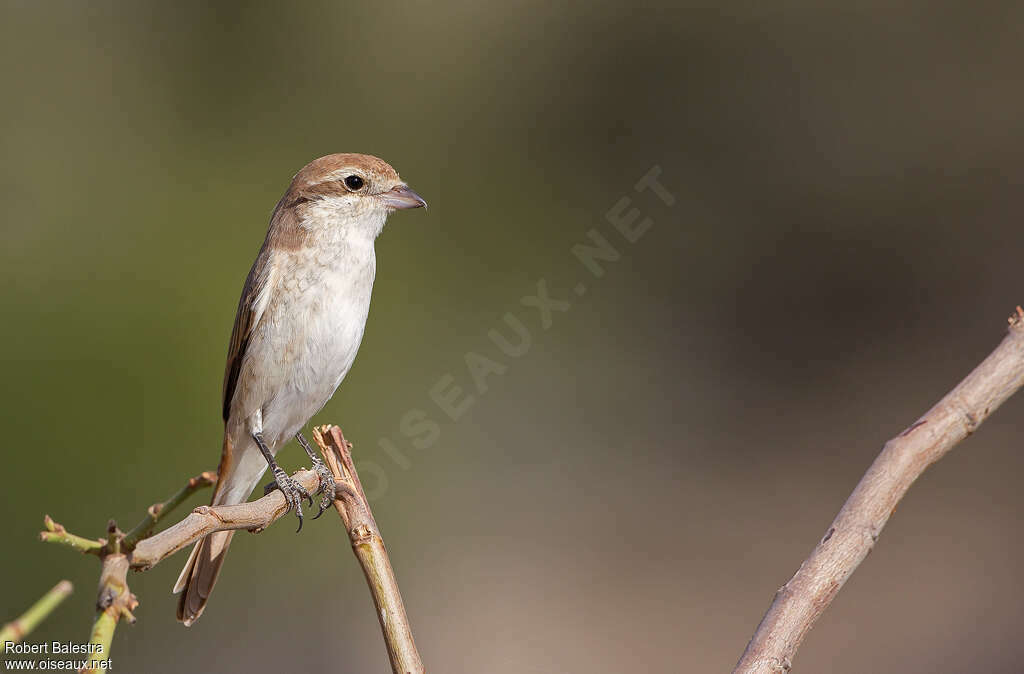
(4, 641, 105, 655)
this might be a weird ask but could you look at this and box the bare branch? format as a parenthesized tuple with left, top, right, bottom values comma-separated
(734, 307, 1024, 673)
(129, 469, 320, 570)
(41, 467, 321, 672)
(314, 425, 424, 674)
(38, 436, 422, 673)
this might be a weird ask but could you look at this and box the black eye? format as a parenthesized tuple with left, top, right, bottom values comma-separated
(344, 175, 364, 191)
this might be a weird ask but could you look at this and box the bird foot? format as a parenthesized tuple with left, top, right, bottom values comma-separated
(263, 467, 312, 532)
(310, 457, 336, 520)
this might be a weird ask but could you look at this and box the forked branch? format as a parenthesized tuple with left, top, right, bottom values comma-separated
(39, 431, 421, 674)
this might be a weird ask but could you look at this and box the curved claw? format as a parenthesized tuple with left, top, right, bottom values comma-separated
(313, 497, 331, 520)
(311, 462, 336, 520)
(266, 471, 311, 533)
(286, 492, 305, 533)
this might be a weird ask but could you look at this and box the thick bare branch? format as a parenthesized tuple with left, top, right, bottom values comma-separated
(40, 470, 320, 571)
(314, 425, 424, 674)
(129, 469, 320, 570)
(734, 307, 1024, 673)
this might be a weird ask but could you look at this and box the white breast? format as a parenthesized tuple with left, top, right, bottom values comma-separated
(239, 204, 383, 450)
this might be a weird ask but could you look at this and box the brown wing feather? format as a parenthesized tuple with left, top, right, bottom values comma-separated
(221, 193, 304, 422)
(221, 240, 272, 422)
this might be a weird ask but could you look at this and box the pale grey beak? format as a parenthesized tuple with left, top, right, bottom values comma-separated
(381, 184, 427, 210)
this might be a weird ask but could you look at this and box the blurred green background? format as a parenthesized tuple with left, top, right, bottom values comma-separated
(2, 2, 1023, 672)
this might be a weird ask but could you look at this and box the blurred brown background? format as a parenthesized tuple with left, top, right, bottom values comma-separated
(2, 2, 1023, 672)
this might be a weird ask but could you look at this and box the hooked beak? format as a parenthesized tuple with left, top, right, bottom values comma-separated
(380, 184, 427, 211)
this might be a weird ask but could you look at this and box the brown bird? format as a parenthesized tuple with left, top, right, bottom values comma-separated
(174, 153, 426, 625)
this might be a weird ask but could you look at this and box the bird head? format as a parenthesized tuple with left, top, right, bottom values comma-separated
(281, 153, 426, 239)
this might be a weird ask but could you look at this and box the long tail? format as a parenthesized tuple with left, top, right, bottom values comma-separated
(173, 432, 269, 626)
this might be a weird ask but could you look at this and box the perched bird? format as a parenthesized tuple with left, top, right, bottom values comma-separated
(174, 153, 426, 625)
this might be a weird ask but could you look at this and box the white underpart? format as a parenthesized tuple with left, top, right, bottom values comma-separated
(217, 195, 387, 504)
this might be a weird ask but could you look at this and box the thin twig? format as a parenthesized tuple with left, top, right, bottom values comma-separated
(734, 307, 1024, 673)
(314, 425, 424, 674)
(122, 471, 217, 549)
(0, 580, 74, 645)
(39, 516, 104, 554)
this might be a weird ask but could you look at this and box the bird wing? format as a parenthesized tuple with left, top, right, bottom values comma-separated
(221, 195, 291, 422)
(222, 252, 268, 421)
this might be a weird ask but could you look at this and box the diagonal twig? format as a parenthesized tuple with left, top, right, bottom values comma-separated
(0, 580, 74, 645)
(122, 471, 217, 550)
(734, 307, 1024, 673)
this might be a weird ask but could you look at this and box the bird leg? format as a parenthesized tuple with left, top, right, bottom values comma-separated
(296, 432, 336, 519)
(254, 431, 311, 532)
